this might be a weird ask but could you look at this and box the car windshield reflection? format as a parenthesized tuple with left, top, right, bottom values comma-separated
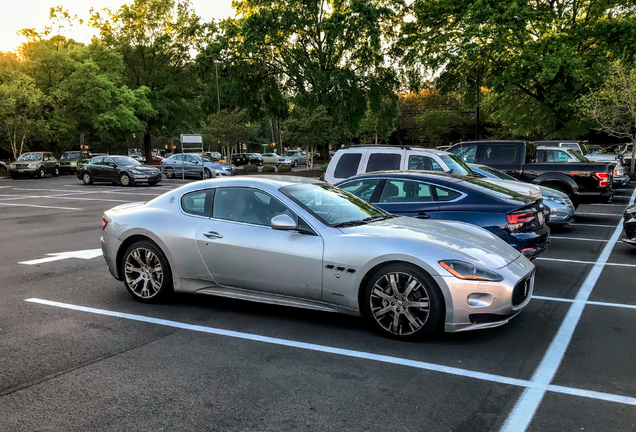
(281, 182, 389, 227)
(17, 153, 42, 161)
(112, 157, 141, 166)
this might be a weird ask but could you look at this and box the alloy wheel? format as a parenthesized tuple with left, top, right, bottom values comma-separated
(369, 271, 430, 337)
(203, 169, 211, 179)
(120, 173, 130, 186)
(124, 247, 164, 299)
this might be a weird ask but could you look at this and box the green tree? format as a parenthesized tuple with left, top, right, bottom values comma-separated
(204, 108, 257, 159)
(90, 0, 208, 162)
(284, 105, 335, 169)
(231, 0, 404, 149)
(402, 0, 636, 137)
(0, 72, 47, 158)
(578, 60, 636, 172)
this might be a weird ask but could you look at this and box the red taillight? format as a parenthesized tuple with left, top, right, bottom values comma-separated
(594, 172, 609, 188)
(102, 216, 108, 230)
(507, 212, 535, 224)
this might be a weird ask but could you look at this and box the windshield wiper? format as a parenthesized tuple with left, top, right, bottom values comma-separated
(362, 215, 396, 223)
(333, 220, 369, 228)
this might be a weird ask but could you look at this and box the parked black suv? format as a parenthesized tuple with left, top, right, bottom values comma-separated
(231, 153, 263, 166)
(448, 140, 616, 206)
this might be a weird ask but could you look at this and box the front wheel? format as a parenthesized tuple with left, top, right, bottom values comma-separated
(119, 173, 131, 186)
(363, 263, 443, 340)
(82, 172, 93, 185)
(148, 181, 158, 186)
(164, 167, 174, 179)
(37, 167, 45, 179)
(122, 240, 173, 303)
(203, 168, 212, 179)
(293, 160, 298, 167)
(53, 167, 59, 177)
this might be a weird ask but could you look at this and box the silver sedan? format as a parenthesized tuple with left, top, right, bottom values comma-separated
(101, 176, 535, 340)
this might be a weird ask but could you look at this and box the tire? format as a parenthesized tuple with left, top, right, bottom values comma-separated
(362, 263, 443, 340)
(10, 174, 17, 179)
(119, 173, 131, 186)
(122, 240, 173, 303)
(38, 167, 45, 179)
(164, 167, 174, 179)
(203, 168, 212, 180)
(148, 181, 158, 186)
(293, 160, 298, 167)
(53, 167, 59, 177)
(82, 172, 93, 185)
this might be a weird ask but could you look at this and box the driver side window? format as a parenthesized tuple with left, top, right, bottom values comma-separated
(212, 188, 297, 227)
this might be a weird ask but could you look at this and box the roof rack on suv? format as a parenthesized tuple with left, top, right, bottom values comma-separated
(343, 144, 436, 151)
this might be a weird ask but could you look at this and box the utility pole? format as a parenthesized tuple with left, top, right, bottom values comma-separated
(206, 55, 221, 113)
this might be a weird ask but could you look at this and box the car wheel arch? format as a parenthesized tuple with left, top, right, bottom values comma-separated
(115, 232, 175, 281)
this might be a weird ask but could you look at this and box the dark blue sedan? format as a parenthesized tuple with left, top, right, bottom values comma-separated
(335, 171, 550, 259)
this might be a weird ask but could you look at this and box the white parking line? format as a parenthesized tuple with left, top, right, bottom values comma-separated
(534, 295, 636, 310)
(23, 298, 636, 408)
(0, 194, 133, 203)
(0, 202, 82, 210)
(537, 257, 636, 268)
(500, 185, 636, 432)
(570, 223, 617, 228)
(587, 203, 628, 206)
(550, 237, 608, 242)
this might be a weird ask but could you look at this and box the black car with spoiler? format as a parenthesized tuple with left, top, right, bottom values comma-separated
(448, 141, 616, 207)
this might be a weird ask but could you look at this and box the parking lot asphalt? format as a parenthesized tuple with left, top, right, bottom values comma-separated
(0, 175, 635, 431)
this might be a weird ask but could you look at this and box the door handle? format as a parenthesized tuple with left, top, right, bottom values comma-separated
(204, 231, 223, 239)
(415, 212, 430, 219)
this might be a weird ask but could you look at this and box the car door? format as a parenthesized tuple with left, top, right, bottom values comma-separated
(195, 187, 324, 300)
(101, 157, 118, 181)
(372, 179, 440, 219)
(184, 154, 202, 176)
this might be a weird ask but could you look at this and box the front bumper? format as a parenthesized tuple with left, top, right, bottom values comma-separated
(545, 200, 575, 226)
(622, 211, 636, 246)
(614, 175, 630, 188)
(276, 160, 293, 165)
(440, 255, 535, 332)
(130, 173, 162, 183)
(9, 168, 38, 176)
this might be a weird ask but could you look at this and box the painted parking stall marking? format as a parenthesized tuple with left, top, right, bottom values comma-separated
(19, 249, 103, 265)
(500, 185, 636, 432)
(22, 298, 636, 408)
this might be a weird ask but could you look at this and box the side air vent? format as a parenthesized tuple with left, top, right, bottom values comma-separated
(324, 265, 335, 269)
(345, 269, 356, 274)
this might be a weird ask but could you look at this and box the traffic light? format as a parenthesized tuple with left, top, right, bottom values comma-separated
(270, 143, 275, 147)
(132, 133, 136, 138)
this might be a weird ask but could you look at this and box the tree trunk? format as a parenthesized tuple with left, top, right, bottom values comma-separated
(143, 134, 153, 164)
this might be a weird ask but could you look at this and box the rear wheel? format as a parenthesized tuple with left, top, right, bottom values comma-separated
(363, 263, 443, 340)
(122, 240, 173, 303)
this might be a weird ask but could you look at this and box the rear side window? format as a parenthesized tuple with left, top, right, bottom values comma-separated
(484, 144, 517, 165)
(334, 153, 362, 179)
(435, 186, 462, 201)
(408, 155, 443, 171)
(366, 153, 401, 173)
(379, 180, 433, 203)
(182, 190, 212, 217)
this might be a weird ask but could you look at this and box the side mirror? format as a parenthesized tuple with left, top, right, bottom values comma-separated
(271, 214, 297, 231)
(109, 162, 117, 168)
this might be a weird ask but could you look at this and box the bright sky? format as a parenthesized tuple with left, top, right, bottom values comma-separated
(0, 0, 236, 52)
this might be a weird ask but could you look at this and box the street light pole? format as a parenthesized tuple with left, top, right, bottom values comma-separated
(215, 60, 220, 113)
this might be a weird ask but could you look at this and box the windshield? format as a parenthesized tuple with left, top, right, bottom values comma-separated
(441, 154, 473, 176)
(202, 155, 220, 163)
(478, 165, 516, 181)
(60, 152, 80, 160)
(281, 183, 388, 227)
(284, 151, 298, 157)
(17, 153, 42, 161)
(112, 156, 141, 166)
(570, 151, 590, 162)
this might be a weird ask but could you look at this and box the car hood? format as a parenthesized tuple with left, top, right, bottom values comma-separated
(340, 217, 520, 269)
(537, 185, 568, 199)
(481, 178, 542, 199)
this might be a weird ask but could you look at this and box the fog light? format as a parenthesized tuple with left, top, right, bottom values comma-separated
(467, 293, 493, 308)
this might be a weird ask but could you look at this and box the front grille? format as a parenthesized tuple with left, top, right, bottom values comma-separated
(512, 273, 533, 306)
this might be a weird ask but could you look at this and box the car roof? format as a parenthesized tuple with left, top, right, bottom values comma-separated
(340, 170, 464, 183)
(340, 145, 450, 155)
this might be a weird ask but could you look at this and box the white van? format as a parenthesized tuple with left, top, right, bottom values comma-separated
(323, 145, 474, 184)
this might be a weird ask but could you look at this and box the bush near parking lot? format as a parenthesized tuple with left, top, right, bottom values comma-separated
(243, 164, 259, 172)
(321, 163, 329, 171)
(278, 164, 292, 172)
(262, 165, 275, 172)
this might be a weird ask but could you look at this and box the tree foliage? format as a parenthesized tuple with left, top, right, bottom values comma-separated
(204, 108, 257, 158)
(284, 105, 335, 169)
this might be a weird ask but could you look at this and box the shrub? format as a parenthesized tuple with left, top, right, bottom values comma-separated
(262, 165, 276, 173)
(321, 163, 329, 172)
(243, 164, 259, 172)
(277, 164, 292, 172)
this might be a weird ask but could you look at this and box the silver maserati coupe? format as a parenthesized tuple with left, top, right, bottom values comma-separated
(101, 176, 535, 340)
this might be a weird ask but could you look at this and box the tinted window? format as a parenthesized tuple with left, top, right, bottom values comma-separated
(484, 144, 517, 164)
(366, 153, 401, 173)
(379, 180, 433, 203)
(213, 187, 296, 226)
(91, 157, 103, 165)
(408, 155, 443, 171)
(181, 190, 209, 217)
(453, 145, 477, 163)
(102, 157, 114, 166)
(435, 186, 462, 201)
(334, 153, 362, 179)
(339, 179, 381, 202)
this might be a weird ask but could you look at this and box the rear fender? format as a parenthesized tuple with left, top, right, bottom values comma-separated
(532, 173, 578, 194)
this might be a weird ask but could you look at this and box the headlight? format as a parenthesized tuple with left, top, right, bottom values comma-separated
(129, 169, 143, 174)
(70, 161, 77, 167)
(626, 205, 636, 215)
(28, 163, 38, 168)
(9, 163, 15, 169)
(543, 195, 566, 205)
(439, 260, 504, 282)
